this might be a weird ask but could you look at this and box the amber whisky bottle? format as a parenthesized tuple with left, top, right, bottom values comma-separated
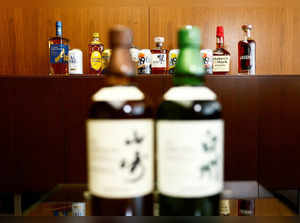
(238, 25, 256, 75)
(86, 25, 154, 216)
(151, 37, 168, 74)
(48, 21, 69, 75)
(213, 26, 231, 75)
(88, 33, 104, 75)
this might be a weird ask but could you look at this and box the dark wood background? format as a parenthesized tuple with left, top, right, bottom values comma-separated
(0, 75, 299, 192)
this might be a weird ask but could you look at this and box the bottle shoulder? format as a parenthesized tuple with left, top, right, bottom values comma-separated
(88, 100, 153, 119)
(213, 48, 230, 56)
(157, 99, 222, 120)
(151, 48, 168, 54)
(49, 36, 69, 44)
(157, 86, 222, 120)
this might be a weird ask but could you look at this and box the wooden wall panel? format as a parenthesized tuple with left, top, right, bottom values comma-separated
(0, 7, 149, 75)
(1, 0, 300, 75)
(149, 7, 298, 75)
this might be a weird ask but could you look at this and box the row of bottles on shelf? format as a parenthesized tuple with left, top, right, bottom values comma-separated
(48, 21, 256, 76)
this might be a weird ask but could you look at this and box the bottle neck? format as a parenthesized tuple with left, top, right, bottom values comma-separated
(243, 30, 251, 41)
(155, 42, 163, 49)
(216, 36, 224, 49)
(56, 26, 62, 37)
(173, 47, 205, 86)
(107, 47, 135, 86)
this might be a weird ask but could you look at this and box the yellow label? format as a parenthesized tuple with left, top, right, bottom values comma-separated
(91, 51, 102, 71)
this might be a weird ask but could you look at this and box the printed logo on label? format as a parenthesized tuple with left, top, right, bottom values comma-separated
(169, 53, 178, 69)
(91, 51, 102, 71)
(213, 56, 230, 72)
(50, 44, 69, 64)
(152, 53, 167, 68)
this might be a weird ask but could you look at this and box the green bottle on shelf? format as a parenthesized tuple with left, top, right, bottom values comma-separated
(156, 25, 224, 216)
(173, 25, 206, 86)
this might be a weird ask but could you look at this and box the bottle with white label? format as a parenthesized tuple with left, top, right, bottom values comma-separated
(151, 37, 168, 74)
(69, 49, 83, 75)
(86, 25, 154, 216)
(156, 25, 224, 216)
(213, 26, 231, 75)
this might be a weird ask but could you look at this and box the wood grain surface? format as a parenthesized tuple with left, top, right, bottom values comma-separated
(0, 75, 300, 192)
(1, 0, 300, 75)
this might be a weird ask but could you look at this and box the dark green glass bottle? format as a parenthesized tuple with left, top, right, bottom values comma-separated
(156, 26, 224, 216)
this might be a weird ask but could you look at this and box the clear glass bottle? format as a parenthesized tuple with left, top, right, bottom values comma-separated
(48, 21, 69, 75)
(213, 26, 231, 75)
(151, 37, 168, 74)
(238, 25, 256, 75)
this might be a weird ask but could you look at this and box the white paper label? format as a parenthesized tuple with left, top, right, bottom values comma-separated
(157, 120, 224, 198)
(69, 49, 83, 74)
(152, 53, 167, 68)
(87, 119, 154, 199)
(213, 56, 230, 72)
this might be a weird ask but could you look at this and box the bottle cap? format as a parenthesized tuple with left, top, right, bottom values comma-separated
(242, 24, 253, 31)
(178, 25, 201, 48)
(154, 37, 165, 43)
(93, 32, 100, 38)
(216, 26, 224, 37)
(109, 25, 133, 48)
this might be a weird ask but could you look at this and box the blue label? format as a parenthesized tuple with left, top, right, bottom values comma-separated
(50, 44, 69, 64)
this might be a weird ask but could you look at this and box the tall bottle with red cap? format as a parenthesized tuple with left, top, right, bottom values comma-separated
(212, 26, 231, 75)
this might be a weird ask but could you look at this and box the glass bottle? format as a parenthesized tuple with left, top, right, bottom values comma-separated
(213, 26, 231, 75)
(88, 33, 104, 75)
(238, 199, 255, 216)
(48, 21, 69, 75)
(157, 25, 224, 216)
(101, 49, 112, 75)
(238, 25, 256, 75)
(151, 37, 168, 74)
(87, 25, 154, 216)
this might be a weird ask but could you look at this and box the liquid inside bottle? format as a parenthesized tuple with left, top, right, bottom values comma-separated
(213, 26, 231, 75)
(151, 37, 168, 74)
(48, 21, 69, 75)
(238, 25, 256, 75)
(87, 25, 154, 216)
(88, 33, 104, 75)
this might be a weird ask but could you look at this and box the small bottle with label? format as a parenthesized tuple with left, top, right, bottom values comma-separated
(48, 21, 69, 75)
(87, 25, 154, 216)
(219, 199, 231, 216)
(69, 49, 83, 75)
(168, 49, 179, 74)
(213, 26, 231, 75)
(238, 199, 255, 216)
(151, 37, 168, 74)
(138, 49, 152, 74)
(101, 49, 111, 74)
(157, 25, 224, 216)
(88, 33, 104, 75)
(129, 44, 139, 73)
(200, 49, 213, 75)
(238, 25, 256, 75)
